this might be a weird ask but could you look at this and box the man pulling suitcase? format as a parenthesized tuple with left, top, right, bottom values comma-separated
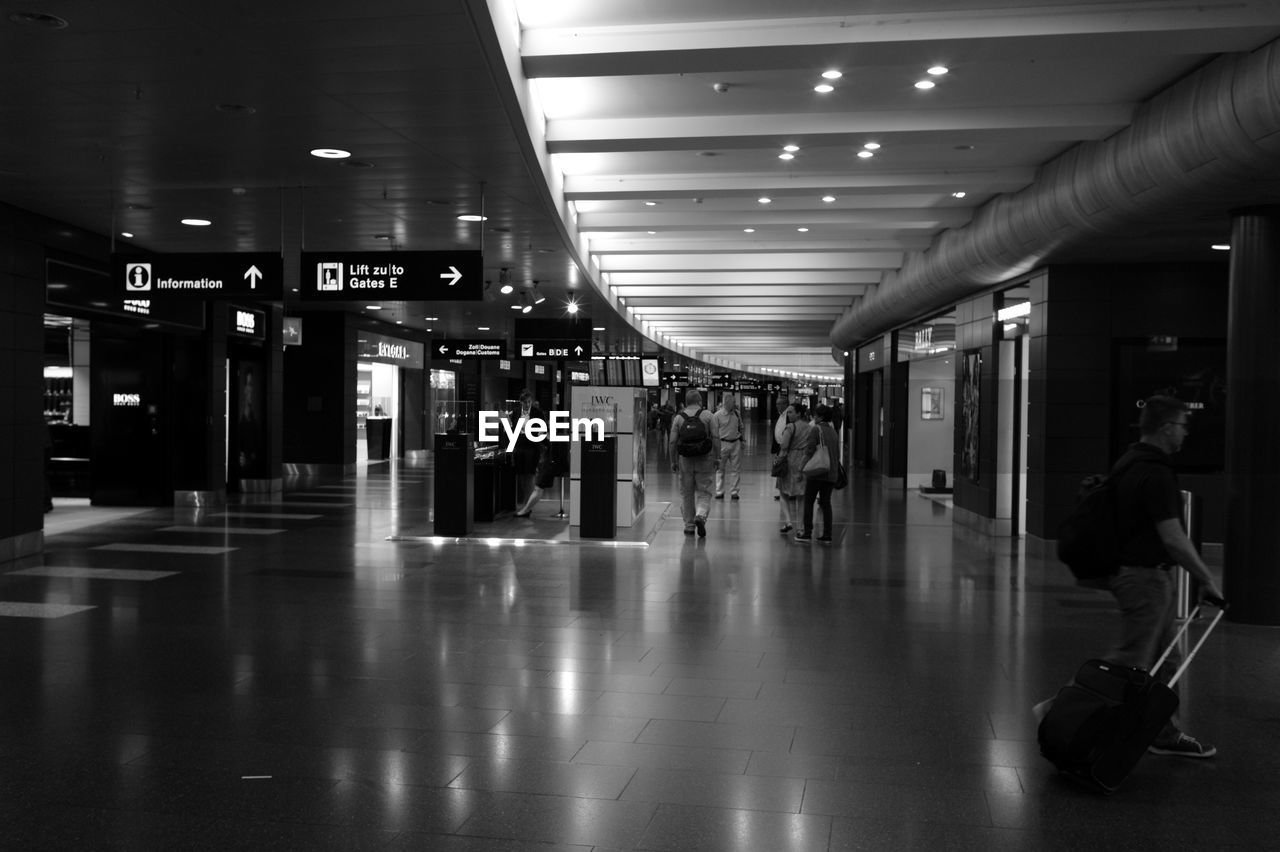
(1038, 396, 1226, 791)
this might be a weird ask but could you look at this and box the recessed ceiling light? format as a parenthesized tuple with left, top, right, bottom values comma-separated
(783, 144, 800, 153)
(914, 80, 936, 90)
(797, 227, 810, 233)
(744, 228, 756, 233)
(424, 317, 438, 321)
(863, 142, 881, 151)
(644, 201, 658, 206)
(373, 234, 392, 240)
(365, 305, 382, 310)
(857, 150, 874, 159)
(822, 195, 836, 203)
(758, 197, 772, 204)
(778, 153, 794, 160)
(180, 218, 212, 227)
(952, 191, 967, 198)
(500, 284, 514, 295)
(1211, 244, 1231, 251)
(478, 326, 490, 331)
(814, 83, 835, 94)
(566, 302, 579, 314)
(120, 231, 134, 238)
(927, 65, 950, 76)
(395, 321, 403, 325)
(510, 304, 523, 311)
(310, 148, 351, 159)
(457, 214, 487, 222)
(593, 327, 605, 331)
(821, 70, 843, 80)
(647, 230, 656, 235)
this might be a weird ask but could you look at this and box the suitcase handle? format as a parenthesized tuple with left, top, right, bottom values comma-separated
(1151, 601, 1227, 688)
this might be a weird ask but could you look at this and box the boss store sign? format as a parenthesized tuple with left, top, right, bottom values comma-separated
(357, 332, 425, 370)
(228, 305, 266, 340)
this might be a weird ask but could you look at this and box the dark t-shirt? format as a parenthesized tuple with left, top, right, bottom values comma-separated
(1113, 442, 1182, 566)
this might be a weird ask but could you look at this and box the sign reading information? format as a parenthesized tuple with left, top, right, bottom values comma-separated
(111, 253, 283, 300)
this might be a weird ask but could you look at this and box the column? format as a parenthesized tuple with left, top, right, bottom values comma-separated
(1224, 207, 1280, 625)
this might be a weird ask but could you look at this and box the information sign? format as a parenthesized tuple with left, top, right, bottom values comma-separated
(299, 250, 481, 301)
(111, 253, 283, 300)
(433, 339, 506, 360)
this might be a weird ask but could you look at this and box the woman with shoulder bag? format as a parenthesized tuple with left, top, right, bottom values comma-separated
(795, 404, 840, 543)
(776, 405, 809, 534)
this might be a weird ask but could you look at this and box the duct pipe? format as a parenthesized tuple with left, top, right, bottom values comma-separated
(830, 40, 1280, 350)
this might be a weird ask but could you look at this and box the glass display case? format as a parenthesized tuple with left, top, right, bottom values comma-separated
(433, 400, 476, 436)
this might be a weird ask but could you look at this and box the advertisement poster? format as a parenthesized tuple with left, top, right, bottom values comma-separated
(960, 352, 981, 483)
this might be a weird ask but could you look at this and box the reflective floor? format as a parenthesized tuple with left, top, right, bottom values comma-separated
(4, 435, 1278, 850)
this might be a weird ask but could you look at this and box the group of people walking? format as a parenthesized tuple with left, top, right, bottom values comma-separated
(669, 388, 842, 542)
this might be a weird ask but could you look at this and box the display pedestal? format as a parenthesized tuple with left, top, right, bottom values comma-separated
(579, 437, 617, 539)
(366, 417, 392, 460)
(433, 433, 473, 536)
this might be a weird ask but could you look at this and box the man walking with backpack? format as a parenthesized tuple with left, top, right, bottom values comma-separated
(670, 389, 720, 537)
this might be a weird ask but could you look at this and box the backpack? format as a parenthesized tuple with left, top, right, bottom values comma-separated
(675, 408, 713, 456)
(1055, 454, 1158, 582)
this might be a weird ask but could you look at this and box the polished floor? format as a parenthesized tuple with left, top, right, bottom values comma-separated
(3, 434, 1277, 851)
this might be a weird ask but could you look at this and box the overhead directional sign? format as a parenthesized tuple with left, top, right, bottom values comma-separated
(110, 253, 283, 300)
(513, 316, 592, 361)
(299, 250, 482, 301)
(433, 339, 506, 360)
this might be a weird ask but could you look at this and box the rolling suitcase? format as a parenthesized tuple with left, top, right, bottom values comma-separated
(1037, 602, 1226, 794)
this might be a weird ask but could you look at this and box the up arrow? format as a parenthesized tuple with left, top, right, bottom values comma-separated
(439, 265, 462, 287)
(244, 265, 263, 289)
(574, 345, 584, 356)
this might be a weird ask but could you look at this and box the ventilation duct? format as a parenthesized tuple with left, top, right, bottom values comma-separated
(830, 40, 1280, 350)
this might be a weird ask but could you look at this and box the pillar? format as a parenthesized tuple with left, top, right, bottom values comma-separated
(1224, 207, 1280, 625)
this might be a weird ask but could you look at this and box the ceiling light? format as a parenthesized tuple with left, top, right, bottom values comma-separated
(914, 80, 936, 90)
(744, 228, 755, 233)
(1212, 244, 1231, 251)
(566, 301, 579, 314)
(500, 283, 514, 295)
(778, 153, 794, 160)
(927, 65, 950, 76)
(814, 84, 835, 94)
(797, 227, 809, 233)
(180, 218, 212, 226)
(645, 201, 658, 206)
(822, 195, 836, 203)
(593, 327, 605, 331)
(647, 230, 656, 235)
(457, 214, 487, 222)
(424, 316, 438, 321)
(365, 305, 382, 310)
(857, 150, 874, 159)
(758, 197, 772, 204)
(310, 148, 351, 159)
(821, 70, 843, 80)
(863, 142, 881, 151)
(783, 144, 800, 153)
(120, 231, 134, 238)
(532, 283, 546, 305)
(478, 326, 490, 331)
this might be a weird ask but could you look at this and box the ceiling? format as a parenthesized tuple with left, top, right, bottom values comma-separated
(5, 1, 1280, 382)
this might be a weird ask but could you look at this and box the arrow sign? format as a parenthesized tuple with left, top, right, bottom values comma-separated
(299, 251, 481, 301)
(574, 345, 584, 356)
(110, 252, 283, 300)
(244, 265, 263, 289)
(438, 345, 449, 355)
(440, 265, 462, 287)
(432, 338, 506, 360)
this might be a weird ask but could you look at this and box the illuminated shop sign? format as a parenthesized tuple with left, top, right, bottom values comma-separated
(357, 333, 424, 369)
(113, 393, 141, 407)
(228, 305, 265, 339)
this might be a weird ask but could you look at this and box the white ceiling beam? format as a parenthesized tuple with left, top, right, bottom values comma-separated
(604, 272, 882, 286)
(564, 168, 1036, 197)
(546, 107, 1133, 152)
(597, 252, 904, 271)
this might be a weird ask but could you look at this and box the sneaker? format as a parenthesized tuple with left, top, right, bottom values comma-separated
(731, 493, 740, 501)
(817, 535, 832, 544)
(683, 525, 695, 536)
(794, 531, 812, 542)
(714, 493, 725, 500)
(695, 516, 707, 537)
(779, 524, 793, 535)
(1149, 733, 1216, 758)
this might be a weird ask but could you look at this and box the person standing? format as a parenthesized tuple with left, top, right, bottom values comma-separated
(1105, 395, 1224, 757)
(775, 404, 808, 533)
(795, 404, 839, 543)
(670, 389, 720, 537)
(510, 390, 544, 507)
(712, 393, 744, 500)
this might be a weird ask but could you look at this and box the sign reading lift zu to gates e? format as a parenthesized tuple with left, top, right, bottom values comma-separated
(111, 253, 284, 300)
(300, 250, 482, 301)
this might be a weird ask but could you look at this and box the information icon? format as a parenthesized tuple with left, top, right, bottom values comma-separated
(125, 263, 152, 291)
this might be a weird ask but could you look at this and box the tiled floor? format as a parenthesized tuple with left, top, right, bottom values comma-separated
(3, 435, 1278, 850)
